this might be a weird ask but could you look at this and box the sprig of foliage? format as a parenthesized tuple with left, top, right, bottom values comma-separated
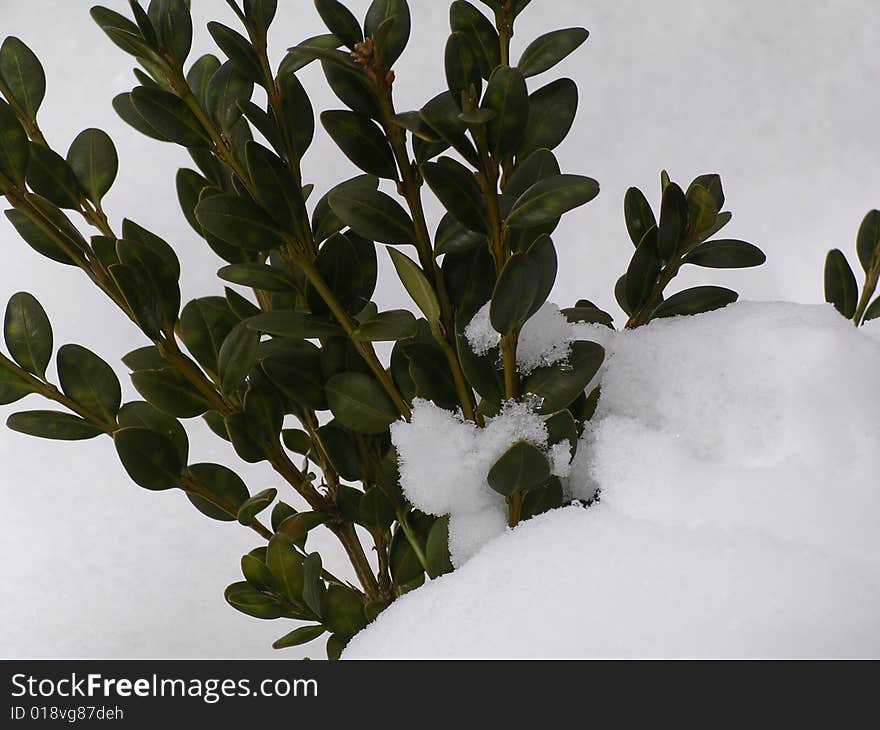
(0, 0, 768, 657)
(824, 210, 880, 325)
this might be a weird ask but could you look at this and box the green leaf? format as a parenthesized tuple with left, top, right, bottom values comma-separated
(56, 344, 121, 423)
(117, 400, 188, 464)
(267, 533, 305, 603)
(685, 240, 766, 268)
(315, 0, 362, 49)
(314, 422, 360, 481)
(388, 248, 441, 325)
(328, 187, 414, 244)
(445, 31, 481, 101)
(4, 292, 52, 378)
(218, 320, 260, 393)
(179, 297, 237, 374)
(689, 173, 725, 210)
(824, 249, 858, 319)
(312, 174, 378, 243)
(4, 197, 86, 266)
(273, 625, 326, 650)
(207, 22, 263, 84)
(262, 343, 324, 410)
(121, 345, 166, 371)
(7, 410, 103, 441)
(66, 128, 118, 204)
(521, 476, 564, 520)
(187, 462, 250, 521)
(321, 584, 367, 637)
(425, 515, 453, 578)
(301, 552, 325, 616)
(0, 98, 29, 185)
(863, 296, 880, 323)
(114, 426, 183, 490)
(241, 550, 274, 591)
(625, 227, 662, 313)
(518, 27, 589, 78)
(25, 143, 82, 209)
(420, 91, 479, 167)
(0, 37, 46, 121)
(856, 209, 880, 274)
(518, 78, 578, 157)
(148, 0, 193, 63)
(506, 174, 599, 229)
(653, 286, 738, 319)
(237, 487, 277, 526)
(186, 53, 221, 109)
(306, 233, 362, 315)
(243, 0, 278, 31)
(112, 92, 168, 142)
(422, 157, 487, 235)
(326, 372, 399, 434)
(0, 361, 34, 405)
(523, 340, 605, 415)
(623, 186, 656, 248)
(489, 235, 556, 335)
(685, 183, 718, 238)
(321, 110, 397, 179)
(218, 263, 294, 292)
(130, 86, 211, 148)
(130, 367, 211, 418)
(352, 309, 418, 342)
(245, 141, 304, 232)
(90, 6, 153, 57)
(248, 310, 343, 339)
(482, 66, 528, 157)
(277, 511, 329, 545)
(434, 213, 485, 255)
(487, 440, 550, 496)
(280, 34, 343, 75)
(224, 581, 285, 619)
(450, 0, 500, 80)
(196, 194, 284, 252)
(656, 182, 687, 260)
(408, 342, 458, 409)
(205, 61, 253, 131)
(320, 58, 381, 119)
(365, 0, 411, 67)
(505, 148, 560, 199)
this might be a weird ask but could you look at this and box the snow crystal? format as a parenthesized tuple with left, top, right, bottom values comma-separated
(348, 302, 880, 658)
(391, 398, 564, 566)
(464, 302, 610, 375)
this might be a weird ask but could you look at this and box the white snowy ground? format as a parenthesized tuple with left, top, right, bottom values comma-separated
(346, 302, 880, 658)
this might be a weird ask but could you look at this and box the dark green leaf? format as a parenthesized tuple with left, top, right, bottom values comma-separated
(445, 31, 481, 101)
(130, 367, 211, 418)
(490, 252, 534, 334)
(281, 34, 344, 75)
(419, 91, 479, 167)
(7, 410, 103, 441)
(207, 22, 263, 84)
(187, 462, 250, 521)
(112, 92, 168, 142)
(653, 286, 738, 319)
(273, 625, 326, 650)
(434, 213, 485, 255)
(245, 141, 304, 231)
(689, 173, 724, 210)
(322, 110, 397, 179)
(196, 194, 284, 252)
(449, 0, 500, 80)
(322, 584, 367, 637)
(315, 0, 362, 49)
(186, 53, 221, 109)
(625, 227, 662, 312)
(114, 426, 182, 489)
(218, 320, 260, 393)
(657, 182, 687, 260)
(856, 209, 880, 274)
(623, 186, 655, 247)
(4, 196, 86, 265)
(267, 533, 304, 603)
(0, 98, 29, 185)
(422, 157, 487, 234)
(262, 343, 324, 410)
(487, 440, 550, 496)
(521, 476, 564, 519)
(130, 86, 211, 147)
(117, 400, 188, 464)
(224, 581, 285, 619)
(685, 183, 718, 239)
(483, 66, 528, 157)
(206, 61, 253, 131)
(365, 0, 411, 67)
(518, 78, 577, 157)
(326, 372, 399, 434)
(66, 128, 118, 204)
(320, 58, 381, 119)
(518, 27, 589, 78)
(243, 0, 278, 31)
(277, 511, 329, 545)
(0, 37, 46, 121)
(522, 340, 605, 415)
(4, 292, 52, 378)
(56, 344, 121, 423)
(26, 144, 81, 209)
(505, 148, 560, 199)
(218, 263, 294, 292)
(824, 249, 858, 319)
(685, 240, 766, 268)
(425, 515, 453, 578)
(148, 0, 193, 62)
(328, 187, 414, 244)
(248, 310, 343, 339)
(388, 248, 441, 325)
(863, 296, 880, 323)
(352, 309, 418, 342)
(237, 487, 277, 526)
(121, 345, 166, 371)
(179, 297, 237, 374)
(0, 361, 34, 405)
(506, 174, 599, 229)
(90, 6, 154, 57)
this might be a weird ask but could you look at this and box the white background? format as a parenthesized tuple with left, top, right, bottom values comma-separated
(0, 0, 877, 658)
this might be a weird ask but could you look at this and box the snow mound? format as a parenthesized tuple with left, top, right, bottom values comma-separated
(347, 303, 880, 658)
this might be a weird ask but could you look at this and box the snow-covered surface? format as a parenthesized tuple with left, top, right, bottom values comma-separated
(347, 303, 880, 657)
(464, 302, 610, 374)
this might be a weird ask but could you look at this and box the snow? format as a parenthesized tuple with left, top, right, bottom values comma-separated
(464, 302, 610, 375)
(347, 302, 880, 657)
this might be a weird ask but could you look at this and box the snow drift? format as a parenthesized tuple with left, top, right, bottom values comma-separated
(346, 302, 880, 658)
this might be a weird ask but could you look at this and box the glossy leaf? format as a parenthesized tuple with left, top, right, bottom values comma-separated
(425, 515, 453, 578)
(0, 98, 29, 185)
(388, 248, 441, 325)
(112, 92, 168, 142)
(445, 31, 481, 101)
(130, 367, 211, 418)
(315, 0, 362, 49)
(179, 297, 237, 374)
(328, 187, 414, 244)
(420, 91, 480, 167)
(25, 144, 81, 209)
(114, 426, 183, 490)
(506, 174, 599, 229)
(117, 400, 188, 464)
(482, 66, 528, 157)
(487, 440, 550, 496)
(196, 194, 283, 252)
(824, 249, 858, 319)
(0, 37, 46, 121)
(206, 61, 253, 131)
(237, 487, 277, 526)
(364, 0, 411, 67)
(522, 340, 605, 415)
(218, 320, 260, 393)
(352, 309, 418, 342)
(7, 410, 103, 440)
(685, 240, 766, 269)
(625, 227, 662, 313)
(130, 86, 211, 147)
(66, 128, 118, 204)
(623, 187, 656, 248)
(657, 182, 687, 260)
(505, 148, 560, 199)
(267, 533, 304, 603)
(449, 0, 499, 79)
(56, 344, 121, 423)
(224, 581, 285, 619)
(518, 27, 589, 78)
(518, 78, 577, 157)
(653, 286, 738, 319)
(321, 584, 367, 637)
(148, 0, 193, 62)
(326, 372, 399, 434)
(273, 625, 326, 650)
(207, 22, 263, 84)
(422, 157, 487, 234)
(4, 197, 85, 266)
(248, 310, 343, 339)
(321, 110, 397, 179)
(187, 462, 250, 521)
(4, 292, 52, 378)
(856, 209, 880, 274)
(0, 362, 34, 405)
